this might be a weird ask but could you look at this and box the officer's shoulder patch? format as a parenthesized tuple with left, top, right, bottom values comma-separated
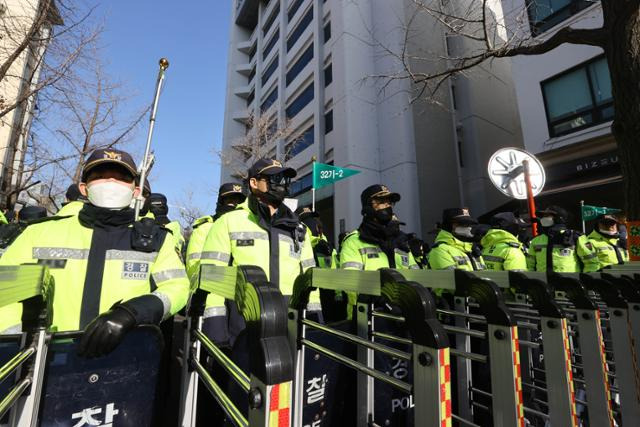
(28, 214, 73, 226)
(192, 216, 213, 229)
(341, 231, 359, 245)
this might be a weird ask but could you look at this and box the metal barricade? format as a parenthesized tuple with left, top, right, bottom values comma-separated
(180, 265, 294, 427)
(579, 271, 640, 425)
(288, 268, 451, 427)
(0, 265, 53, 426)
(401, 269, 525, 427)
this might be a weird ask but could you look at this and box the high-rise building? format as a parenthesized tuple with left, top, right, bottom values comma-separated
(222, 0, 524, 242)
(502, 0, 619, 217)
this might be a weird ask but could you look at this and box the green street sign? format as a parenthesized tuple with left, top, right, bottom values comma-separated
(581, 204, 621, 222)
(313, 162, 360, 189)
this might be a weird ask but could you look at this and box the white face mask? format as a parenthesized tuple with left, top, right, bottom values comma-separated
(453, 226, 474, 238)
(87, 181, 135, 209)
(599, 228, 618, 237)
(539, 217, 554, 227)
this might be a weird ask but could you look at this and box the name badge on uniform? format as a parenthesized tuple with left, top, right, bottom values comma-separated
(401, 255, 409, 266)
(237, 239, 254, 247)
(367, 253, 379, 259)
(122, 262, 149, 280)
(38, 259, 67, 269)
(559, 248, 572, 257)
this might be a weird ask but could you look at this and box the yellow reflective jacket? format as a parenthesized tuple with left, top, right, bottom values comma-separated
(310, 233, 338, 269)
(165, 220, 185, 254)
(428, 230, 486, 271)
(527, 229, 596, 272)
(480, 229, 527, 271)
(0, 211, 189, 333)
(186, 215, 214, 280)
(185, 215, 225, 315)
(56, 201, 85, 216)
(339, 230, 419, 271)
(585, 230, 628, 272)
(200, 197, 316, 300)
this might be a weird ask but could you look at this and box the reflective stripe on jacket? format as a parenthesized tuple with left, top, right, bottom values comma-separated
(480, 229, 527, 271)
(428, 230, 485, 271)
(0, 214, 189, 332)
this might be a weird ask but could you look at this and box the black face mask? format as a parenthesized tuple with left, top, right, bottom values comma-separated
(373, 207, 394, 225)
(254, 174, 291, 206)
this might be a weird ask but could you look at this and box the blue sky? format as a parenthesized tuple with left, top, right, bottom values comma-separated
(99, 1, 231, 218)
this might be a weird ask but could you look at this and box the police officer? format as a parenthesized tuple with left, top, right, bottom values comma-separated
(0, 205, 48, 256)
(584, 214, 628, 271)
(0, 149, 189, 358)
(481, 212, 528, 271)
(148, 193, 185, 253)
(199, 158, 315, 339)
(340, 185, 418, 272)
(428, 208, 486, 271)
(527, 206, 596, 272)
(297, 206, 338, 269)
(186, 183, 245, 346)
(57, 183, 87, 216)
(186, 183, 245, 280)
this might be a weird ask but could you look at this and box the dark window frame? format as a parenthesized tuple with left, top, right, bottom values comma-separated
(287, 0, 305, 22)
(286, 42, 314, 86)
(263, 29, 279, 60)
(324, 63, 332, 87)
(285, 125, 314, 161)
(526, 0, 594, 35)
(247, 89, 255, 107)
(540, 54, 613, 138)
(324, 109, 333, 134)
(262, 3, 280, 37)
(261, 85, 278, 112)
(285, 82, 314, 119)
(287, 5, 313, 52)
(323, 21, 331, 43)
(261, 55, 279, 86)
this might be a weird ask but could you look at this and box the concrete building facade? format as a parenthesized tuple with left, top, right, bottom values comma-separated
(222, 0, 524, 242)
(501, 0, 619, 221)
(0, 0, 62, 207)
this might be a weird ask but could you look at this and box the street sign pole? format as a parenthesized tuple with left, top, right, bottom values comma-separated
(580, 200, 586, 233)
(523, 160, 538, 237)
(311, 159, 316, 211)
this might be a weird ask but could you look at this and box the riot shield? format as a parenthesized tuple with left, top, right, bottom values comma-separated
(38, 326, 164, 427)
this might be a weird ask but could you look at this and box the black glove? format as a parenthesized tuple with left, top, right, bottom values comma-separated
(78, 305, 137, 358)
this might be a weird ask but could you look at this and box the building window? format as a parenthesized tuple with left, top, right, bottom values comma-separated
(323, 21, 331, 43)
(324, 110, 333, 134)
(263, 30, 279, 60)
(287, 0, 304, 22)
(263, 3, 280, 37)
(247, 90, 255, 107)
(262, 55, 278, 86)
(290, 172, 313, 196)
(541, 55, 613, 138)
(287, 6, 313, 52)
(248, 66, 256, 84)
(249, 44, 257, 63)
(526, 0, 593, 35)
(286, 43, 314, 86)
(261, 86, 278, 112)
(324, 64, 332, 87)
(286, 82, 314, 118)
(286, 126, 314, 161)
